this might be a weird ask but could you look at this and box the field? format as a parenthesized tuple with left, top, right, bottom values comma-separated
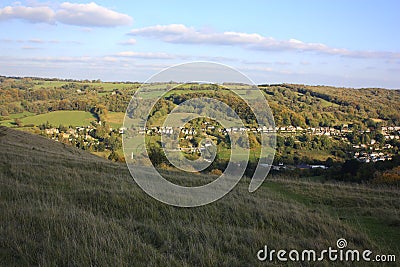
(0, 126, 398, 266)
(32, 80, 139, 91)
(17, 111, 96, 127)
(1, 110, 125, 129)
(106, 111, 125, 129)
(7, 111, 36, 119)
(295, 149, 339, 162)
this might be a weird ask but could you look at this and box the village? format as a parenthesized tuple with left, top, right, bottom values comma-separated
(139, 124, 400, 137)
(40, 121, 400, 164)
(41, 122, 123, 153)
(143, 123, 399, 163)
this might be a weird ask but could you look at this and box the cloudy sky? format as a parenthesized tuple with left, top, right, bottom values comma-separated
(0, 0, 399, 88)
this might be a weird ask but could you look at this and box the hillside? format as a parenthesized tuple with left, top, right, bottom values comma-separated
(1, 77, 399, 128)
(1, 77, 399, 168)
(0, 126, 399, 266)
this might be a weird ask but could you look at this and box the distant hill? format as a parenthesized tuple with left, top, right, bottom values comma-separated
(1, 76, 399, 128)
(1, 126, 399, 265)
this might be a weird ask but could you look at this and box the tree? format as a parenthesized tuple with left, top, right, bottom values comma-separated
(108, 150, 122, 162)
(147, 146, 167, 166)
(59, 124, 68, 132)
(375, 133, 385, 144)
(325, 157, 334, 167)
(97, 143, 105, 152)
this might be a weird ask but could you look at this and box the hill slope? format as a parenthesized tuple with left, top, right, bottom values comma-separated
(0, 126, 399, 266)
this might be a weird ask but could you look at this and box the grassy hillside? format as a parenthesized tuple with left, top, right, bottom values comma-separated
(0, 126, 399, 266)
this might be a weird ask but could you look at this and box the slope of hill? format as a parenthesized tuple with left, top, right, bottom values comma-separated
(0, 126, 399, 266)
(260, 84, 400, 127)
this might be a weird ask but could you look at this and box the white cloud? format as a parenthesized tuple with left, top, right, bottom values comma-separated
(28, 38, 44, 43)
(300, 61, 311, 65)
(0, 5, 54, 23)
(21, 45, 42, 50)
(118, 38, 137, 45)
(129, 24, 266, 45)
(129, 24, 400, 59)
(1, 38, 82, 45)
(27, 56, 92, 62)
(0, 2, 133, 27)
(103, 56, 118, 62)
(56, 2, 132, 27)
(115, 51, 176, 59)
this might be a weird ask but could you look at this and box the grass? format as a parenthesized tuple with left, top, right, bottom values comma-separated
(371, 118, 384, 123)
(32, 80, 138, 91)
(218, 146, 261, 162)
(0, 111, 37, 127)
(295, 149, 337, 161)
(18, 110, 96, 127)
(264, 178, 400, 254)
(106, 112, 125, 129)
(6, 111, 36, 119)
(91, 150, 111, 159)
(0, 126, 399, 266)
(318, 98, 340, 108)
(32, 80, 68, 89)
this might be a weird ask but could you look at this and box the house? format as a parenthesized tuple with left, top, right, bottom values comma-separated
(310, 165, 328, 169)
(119, 127, 126, 134)
(45, 128, 59, 135)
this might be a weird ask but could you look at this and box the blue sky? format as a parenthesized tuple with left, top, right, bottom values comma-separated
(0, 0, 399, 88)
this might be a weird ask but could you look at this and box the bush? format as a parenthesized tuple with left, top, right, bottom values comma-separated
(210, 169, 222, 175)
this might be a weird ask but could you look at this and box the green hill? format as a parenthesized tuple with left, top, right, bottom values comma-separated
(0, 126, 399, 266)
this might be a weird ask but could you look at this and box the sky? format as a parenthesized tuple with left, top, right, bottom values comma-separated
(0, 0, 399, 88)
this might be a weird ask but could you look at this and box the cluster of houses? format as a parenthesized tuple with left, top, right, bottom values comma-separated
(44, 126, 99, 147)
(350, 126, 399, 163)
(136, 123, 389, 137)
(354, 151, 393, 163)
(381, 126, 400, 140)
(352, 142, 394, 163)
(45, 126, 95, 140)
(42, 121, 398, 163)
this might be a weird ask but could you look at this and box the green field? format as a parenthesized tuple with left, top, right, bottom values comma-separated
(106, 111, 125, 129)
(0, 112, 36, 127)
(20, 110, 96, 127)
(7, 111, 35, 119)
(32, 80, 139, 91)
(1, 110, 128, 129)
(295, 149, 339, 161)
(32, 80, 68, 89)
